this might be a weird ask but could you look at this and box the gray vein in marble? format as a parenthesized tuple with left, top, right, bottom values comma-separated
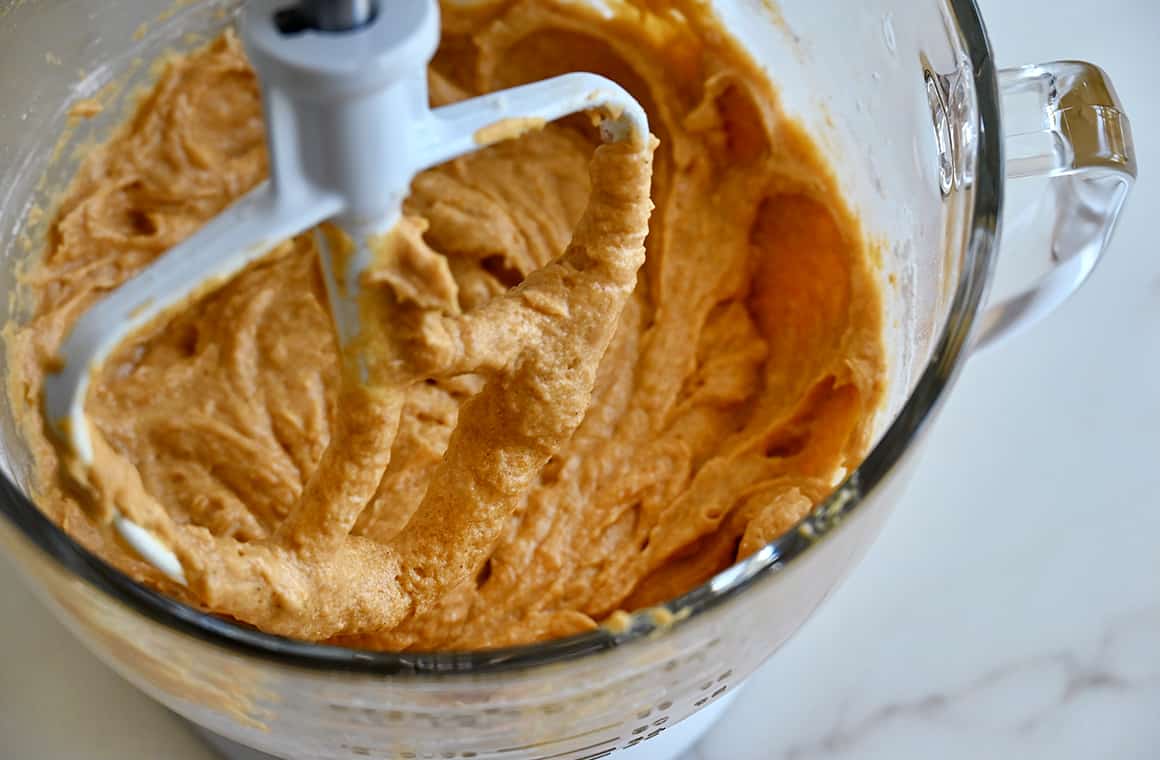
(770, 607, 1160, 760)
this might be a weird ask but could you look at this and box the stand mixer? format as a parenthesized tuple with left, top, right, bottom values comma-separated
(0, 0, 1139, 757)
(41, 0, 648, 585)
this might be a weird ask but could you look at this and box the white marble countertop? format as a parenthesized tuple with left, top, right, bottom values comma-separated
(2, 0, 1157, 757)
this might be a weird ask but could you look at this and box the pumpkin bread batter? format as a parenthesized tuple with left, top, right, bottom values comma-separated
(9, 0, 885, 649)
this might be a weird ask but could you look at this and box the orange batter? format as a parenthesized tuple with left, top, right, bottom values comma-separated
(9, 0, 884, 649)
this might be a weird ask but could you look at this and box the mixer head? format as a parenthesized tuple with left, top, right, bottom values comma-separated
(41, 0, 648, 583)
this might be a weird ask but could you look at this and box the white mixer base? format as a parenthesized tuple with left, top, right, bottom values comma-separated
(190, 692, 735, 760)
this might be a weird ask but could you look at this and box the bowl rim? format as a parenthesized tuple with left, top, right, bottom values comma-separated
(0, 0, 1002, 676)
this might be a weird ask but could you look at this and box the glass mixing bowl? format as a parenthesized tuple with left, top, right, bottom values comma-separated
(0, 1, 1135, 758)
